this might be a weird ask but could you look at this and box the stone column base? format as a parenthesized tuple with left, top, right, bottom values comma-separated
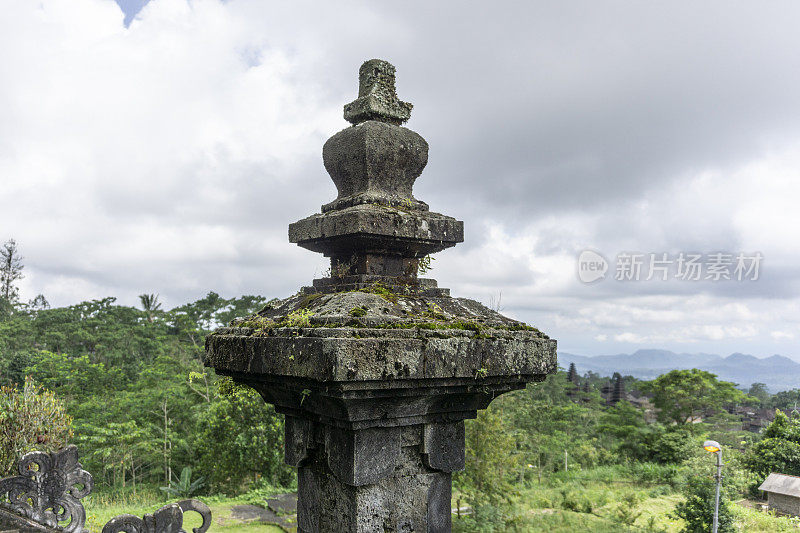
(298, 466, 451, 532)
(289, 420, 460, 533)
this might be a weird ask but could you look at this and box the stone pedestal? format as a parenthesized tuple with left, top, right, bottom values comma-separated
(295, 429, 452, 532)
(205, 59, 557, 532)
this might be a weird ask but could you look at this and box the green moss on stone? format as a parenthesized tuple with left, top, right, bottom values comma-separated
(298, 293, 325, 309)
(286, 309, 314, 327)
(349, 306, 368, 317)
(355, 283, 400, 303)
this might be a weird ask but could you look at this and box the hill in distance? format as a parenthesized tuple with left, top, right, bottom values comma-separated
(559, 349, 800, 393)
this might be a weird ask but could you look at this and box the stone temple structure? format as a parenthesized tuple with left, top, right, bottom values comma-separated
(205, 59, 557, 532)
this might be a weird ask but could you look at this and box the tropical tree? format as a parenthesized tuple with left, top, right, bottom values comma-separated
(455, 406, 520, 531)
(195, 378, 291, 491)
(139, 293, 162, 323)
(597, 400, 649, 459)
(640, 369, 747, 426)
(744, 410, 800, 479)
(0, 239, 24, 306)
(77, 419, 158, 491)
(748, 383, 770, 407)
(771, 389, 800, 413)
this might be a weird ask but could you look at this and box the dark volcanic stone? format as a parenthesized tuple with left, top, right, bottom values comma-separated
(205, 58, 557, 533)
(0, 508, 54, 533)
(289, 205, 463, 258)
(230, 504, 295, 530)
(207, 290, 553, 384)
(206, 288, 556, 532)
(323, 121, 428, 208)
(266, 493, 298, 515)
(343, 59, 413, 126)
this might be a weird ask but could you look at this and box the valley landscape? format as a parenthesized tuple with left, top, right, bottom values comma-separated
(561, 349, 800, 392)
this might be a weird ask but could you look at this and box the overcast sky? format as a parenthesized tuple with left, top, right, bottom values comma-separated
(2, 0, 799, 361)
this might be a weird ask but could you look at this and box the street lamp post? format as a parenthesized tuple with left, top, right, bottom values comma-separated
(703, 440, 723, 533)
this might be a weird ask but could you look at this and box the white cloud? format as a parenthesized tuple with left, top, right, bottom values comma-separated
(0, 0, 340, 307)
(1, 0, 799, 360)
(771, 330, 796, 341)
(614, 333, 648, 344)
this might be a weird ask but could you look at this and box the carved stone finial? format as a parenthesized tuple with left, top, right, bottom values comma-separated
(102, 499, 212, 533)
(343, 59, 413, 125)
(0, 446, 93, 533)
(0, 448, 214, 533)
(289, 59, 463, 292)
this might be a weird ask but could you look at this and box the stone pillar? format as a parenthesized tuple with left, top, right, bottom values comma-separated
(291, 421, 454, 532)
(205, 59, 557, 532)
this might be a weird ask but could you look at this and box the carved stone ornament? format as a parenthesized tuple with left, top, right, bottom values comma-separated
(0, 447, 213, 533)
(0, 445, 93, 533)
(101, 499, 211, 533)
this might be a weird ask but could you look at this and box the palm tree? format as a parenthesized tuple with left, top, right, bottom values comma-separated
(139, 293, 162, 322)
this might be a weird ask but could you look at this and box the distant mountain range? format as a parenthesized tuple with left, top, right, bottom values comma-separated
(559, 349, 800, 393)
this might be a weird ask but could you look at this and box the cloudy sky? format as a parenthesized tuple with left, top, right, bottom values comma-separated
(2, 0, 799, 360)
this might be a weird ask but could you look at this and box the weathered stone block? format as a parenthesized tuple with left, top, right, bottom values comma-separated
(422, 422, 465, 472)
(325, 426, 401, 486)
(289, 205, 463, 258)
(297, 456, 450, 532)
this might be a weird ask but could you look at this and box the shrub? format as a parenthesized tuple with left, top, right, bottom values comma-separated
(195, 378, 294, 492)
(648, 485, 672, 498)
(627, 462, 681, 487)
(559, 488, 594, 514)
(612, 492, 642, 526)
(160, 466, 205, 498)
(649, 428, 693, 464)
(673, 475, 734, 533)
(0, 376, 73, 476)
(743, 410, 800, 479)
(468, 504, 506, 532)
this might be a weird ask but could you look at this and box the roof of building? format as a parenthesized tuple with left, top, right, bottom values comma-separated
(759, 473, 800, 497)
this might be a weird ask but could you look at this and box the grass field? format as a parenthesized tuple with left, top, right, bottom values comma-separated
(83, 488, 287, 533)
(452, 465, 800, 532)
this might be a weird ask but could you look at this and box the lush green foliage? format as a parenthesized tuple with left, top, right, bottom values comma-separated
(640, 369, 748, 426)
(748, 383, 770, 406)
(743, 410, 800, 479)
(597, 401, 693, 464)
(160, 466, 205, 498)
(195, 378, 294, 491)
(0, 376, 74, 476)
(0, 292, 291, 494)
(454, 407, 519, 530)
(771, 389, 800, 413)
(673, 475, 735, 533)
(452, 363, 795, 530)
